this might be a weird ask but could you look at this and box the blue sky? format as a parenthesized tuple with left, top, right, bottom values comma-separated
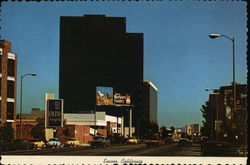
(1, 1, 247, 128)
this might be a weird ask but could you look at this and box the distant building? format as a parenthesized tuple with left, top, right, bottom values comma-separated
(183, 124, 200, 137)
(0, 40, 17, 137)
(191, 124, 201, 136)
(142, 80, 158, 124)
(17, 108, 45, 120)
(185, 125, 192, 136)
(15, 108, 45, 139)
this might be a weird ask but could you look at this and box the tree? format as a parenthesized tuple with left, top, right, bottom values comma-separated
(170, 126, 175, 133)
(31, 118, 45, 141)
(160, 126, 167, 140)
(140, 121, 159, 138)
(0, 123, 14, 142)
(200, 101, 212, 138)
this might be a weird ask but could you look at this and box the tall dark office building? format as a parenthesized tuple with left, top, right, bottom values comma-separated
(59, 15, 143, 128)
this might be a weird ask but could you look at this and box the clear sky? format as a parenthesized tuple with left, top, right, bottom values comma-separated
(1, 1, 247, 128)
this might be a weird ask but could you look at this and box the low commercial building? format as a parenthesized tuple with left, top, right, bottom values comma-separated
(55, 111, 124, 144)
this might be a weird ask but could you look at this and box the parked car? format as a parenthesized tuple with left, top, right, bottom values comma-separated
(145, 137, 161, 146)
(64, 138, 80, 147)
(90, 136, 111, 147)
(109, 135, 127, 144)
(10, 139, 34, 151)
(127, 137, 140, 144)
(46, 138, 62, 148)
(29, 139, 46, 149)
(202, 141, 239, 156)
(177, 138, 192, 147)
(0, 140, 11, 151)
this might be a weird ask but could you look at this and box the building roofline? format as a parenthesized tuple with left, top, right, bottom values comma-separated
(144, 80, 158, 91)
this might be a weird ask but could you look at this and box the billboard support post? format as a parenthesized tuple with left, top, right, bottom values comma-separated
(129, 108, 132, 138)
(94, 105, 96, 136)
(116, 116, 119, 134)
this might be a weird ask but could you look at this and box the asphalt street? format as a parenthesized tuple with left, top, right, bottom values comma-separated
(2, 143, 202, 156)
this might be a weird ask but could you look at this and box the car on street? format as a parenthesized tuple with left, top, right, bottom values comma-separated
(127, 137, 140, 144)
(64, 138, 80, 147)
(177, 138, 192, 147)
(10, 139, 34, 151)
(90, 136, 111, 147)
(145, 137, 161, 146)
(30, 139, 46, 149)
(46, 138, 62, 148)
(202, 141, 239, 156)
(109, 135, 127, 144)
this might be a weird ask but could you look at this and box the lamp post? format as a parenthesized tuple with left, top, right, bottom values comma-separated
(209, 34, 236, 114)
(205, 88, 220, 141)
(209, 33, 236, 137)
(20, 73, 37, 140)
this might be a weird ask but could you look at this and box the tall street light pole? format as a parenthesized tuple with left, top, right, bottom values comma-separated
(209, 33, 236, 133)
(20, 73, 37, 140)
(205, 88, 219, 141)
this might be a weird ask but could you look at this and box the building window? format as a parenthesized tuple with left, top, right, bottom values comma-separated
(7, 102, 14, 120)
(7, 80, 14, 98)
(0, 100, 1, 119)
(8, 59, 15, 77)
(0, 78, 1, 97)
(0, 55, 2, 73)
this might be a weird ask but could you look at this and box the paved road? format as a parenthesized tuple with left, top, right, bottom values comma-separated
(3, 143, 202, 156)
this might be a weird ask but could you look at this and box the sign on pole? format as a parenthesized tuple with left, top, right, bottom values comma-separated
(114, 93, 131, 105)
(46, 99, 64, 127)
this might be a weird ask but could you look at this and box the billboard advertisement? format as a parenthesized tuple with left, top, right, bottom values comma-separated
(113, 93, 131, 105)
(47, 99, 63, 127)
(96, 87, 113, 105)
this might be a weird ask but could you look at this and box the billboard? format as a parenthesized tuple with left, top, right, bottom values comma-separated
(113, 93, 131, 105)
(96, 87, 113, 105)
(46, 99, 63, 127)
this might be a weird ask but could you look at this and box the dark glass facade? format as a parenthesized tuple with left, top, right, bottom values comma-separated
(59, 15, 143, 127)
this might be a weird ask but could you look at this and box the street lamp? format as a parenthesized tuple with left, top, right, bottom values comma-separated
(209, 33, 236, 136)
(20, 73, 37, 140)
(205, 88, 220, 141)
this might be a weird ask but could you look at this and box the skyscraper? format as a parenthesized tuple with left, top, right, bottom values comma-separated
(142, 80, 158, 124)
(59, 15, 143, 129)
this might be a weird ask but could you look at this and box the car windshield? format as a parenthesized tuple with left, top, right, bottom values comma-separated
(68, 138, 76, 141)
(49, 138, 57, 141)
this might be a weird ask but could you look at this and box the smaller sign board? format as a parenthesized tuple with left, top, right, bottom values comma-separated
(47, 99, 64, 127)
(113, 93, 131, 105)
